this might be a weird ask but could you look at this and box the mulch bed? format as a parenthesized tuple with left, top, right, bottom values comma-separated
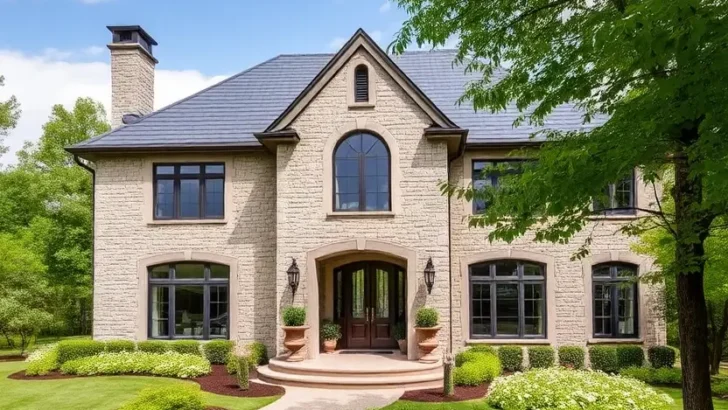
(192, 365, 284, 398)
(399, 383, 490, 402)
(8, 370, 76, 380)
(0, 355, 26, 362)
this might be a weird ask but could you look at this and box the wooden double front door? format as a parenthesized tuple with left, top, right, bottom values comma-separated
(334, 261, 405, 350)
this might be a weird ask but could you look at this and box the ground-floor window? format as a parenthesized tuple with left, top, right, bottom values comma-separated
(469, 260, 546, 339)
(148, 262, 229, 340)
(592, 263, 638, 338)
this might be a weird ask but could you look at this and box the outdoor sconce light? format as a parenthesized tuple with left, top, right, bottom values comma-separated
(287, 258, 300, 300)
(424, 257, 435, 294)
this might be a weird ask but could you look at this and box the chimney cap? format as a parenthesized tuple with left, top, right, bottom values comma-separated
(107, 25, 158, 46)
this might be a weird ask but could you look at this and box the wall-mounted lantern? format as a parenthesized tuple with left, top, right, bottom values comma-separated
(287, 258, 300, 300)
(424, 257, 435, 294)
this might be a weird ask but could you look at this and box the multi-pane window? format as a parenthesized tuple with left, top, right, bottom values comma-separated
(354, 65, 369, 103)
(153, 163, 224, 220)
(594, 172, 635, 214)
(469, 260, 546, 339)
(148, 263, 229, 340)
(592, 263, 638, 338)
(334, 132, 390, 211)
(472, 160, 523, 213)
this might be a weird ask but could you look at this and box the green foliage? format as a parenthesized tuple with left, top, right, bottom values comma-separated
(119, 385, 205, 410)
(105, 340, 135, 353)
(712, 380, 728, 398)
(487, 368, 674, 409)
(201, 340, 234, 364)
(56, 339, 104, 364)
(282, 306, 306, 327)
(616, 345, 645, 369)
(527, 346, 555, 369)
(589, 346, 619, 373)
(247, 341, 269, 366)
(558, 346, 585, 369)
(0, 296, 53, 354)
(25, 343, 59, 376)
(453, 353, 501, 386)
(60, 351, 211, 378)
(467, 345, 496, 355)
(392, 322, 406, 341)
(0, 75, 20, 142)
(320, 320, 342, 341)
(455, 350, 490, 367)
(235, 355, 249, 390)
(497, 346, 523, 372)
(620, 366, 682, 385)
(169, 340, 201, 356)
(414, 307, 438, 328)
(648, 346, 676, 369)
(137, 341, 170, 354)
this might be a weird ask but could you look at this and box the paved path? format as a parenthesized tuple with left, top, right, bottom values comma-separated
(261, 386, 403, 410)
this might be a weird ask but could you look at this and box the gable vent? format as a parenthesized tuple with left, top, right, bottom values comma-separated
(354, 65, 369, 103)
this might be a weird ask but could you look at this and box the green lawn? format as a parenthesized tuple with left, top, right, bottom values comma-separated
(659, 387, 728, 410)
(0, 361, 278, 410)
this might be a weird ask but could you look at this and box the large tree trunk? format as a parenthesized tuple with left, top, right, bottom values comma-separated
(674, 126, 714, 410)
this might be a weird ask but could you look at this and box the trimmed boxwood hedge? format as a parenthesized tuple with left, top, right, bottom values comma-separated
(137, 340, 170, 354)
(105, 340, 136, 353)
(170, 340, 201, 356)
(202, 340, 234, 364)
(453, 352, 502, 386)
(528, 346, 555, 368)
(467, 345, 496, 355)
(589, 346, 619, 373)
(648, 345, 676, 369)
(57, 340, 105, 364)
(616, 345, 644, 368)
(498, 346, 523, 372)
(558, 346, 585, 369)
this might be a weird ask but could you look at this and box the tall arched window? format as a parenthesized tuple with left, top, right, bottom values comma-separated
(354, 64, 369, 103)
(334, 132, 390, 211)
(592, 263, 638, 338)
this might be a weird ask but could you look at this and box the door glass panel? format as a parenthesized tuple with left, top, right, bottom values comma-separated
(376, 268, 389, 319)
(335, 270, 343, 320)
(351, 268, 365, 319)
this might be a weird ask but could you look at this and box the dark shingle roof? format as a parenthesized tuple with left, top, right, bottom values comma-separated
(70, 50, 603, 151)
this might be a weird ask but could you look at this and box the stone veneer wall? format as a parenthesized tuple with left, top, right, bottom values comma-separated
(93, 153, 278, 353)
(109, 45, 155, 128)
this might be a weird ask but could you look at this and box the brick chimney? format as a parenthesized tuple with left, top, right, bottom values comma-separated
(107, 25, 158, 128)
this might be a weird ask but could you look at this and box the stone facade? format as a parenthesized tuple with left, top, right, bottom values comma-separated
(109, 44, 155, 128)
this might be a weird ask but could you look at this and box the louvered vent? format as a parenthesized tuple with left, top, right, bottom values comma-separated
(354, 65, 369, 103)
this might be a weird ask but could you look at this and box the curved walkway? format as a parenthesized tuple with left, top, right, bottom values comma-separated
(261, 386, 403, 410)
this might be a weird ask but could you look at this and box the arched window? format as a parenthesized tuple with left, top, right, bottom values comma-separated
(469, 260, 546, 339)
(354, 64, 369, 103)
(334, 132, 390, 211)
(592, 263, 638, 338)
(148, 262, 229, 340)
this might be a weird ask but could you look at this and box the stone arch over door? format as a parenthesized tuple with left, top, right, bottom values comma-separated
(306, 239, 418, 359)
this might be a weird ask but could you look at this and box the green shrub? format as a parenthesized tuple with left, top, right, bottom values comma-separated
(455, 350, 490, 367)
(620, 366, 682, 385)
(616, 345, 644, 369)
(105, 340, 136, 353)
(620, 366, 653, 383)
(321, 320, 342, 341)
(453, 353, 501, 386)
(236, 355, 249, 390)
(25, 343, 59, 376)
(202, 340, 234, 364)
(393, 322, 406, 341)
(119, 385, 204, 410)
(589, 346, 619, 373)
(713, 380, 728, 398)
(60, 351, 211, 378)
(137, 340, 170, 354)
(498, 346, 523, 372)
(226, 353, 237, 374)
(558, 346, 585, 369)
(57, 339, 105, 364)
(648, 345, 676, 369)
(170, 340, 201, 356)
(487, 368, 674, 409)
(528, 346, 555, 368)
(468, 345, 496, 355)
(415, 307, 439, 328)
(248, 341, 269, 366)
(282, 306, 306, 326)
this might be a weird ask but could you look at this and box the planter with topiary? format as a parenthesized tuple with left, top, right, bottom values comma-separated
(393, 322, 407, 354)
(282, 306, 309, 362)
(414, 307, 440, 363)
(320, 320, 341, 353)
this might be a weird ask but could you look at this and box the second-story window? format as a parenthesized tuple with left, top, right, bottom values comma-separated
(472, 160, 523, 213)
(354, 65, 369, 103)
(594, 171, 635, 214)
(154, 163, 225, 220)
(334, 132, 390, 211)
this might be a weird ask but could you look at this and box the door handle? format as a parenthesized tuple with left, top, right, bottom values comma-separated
(365, 308, 370, 323)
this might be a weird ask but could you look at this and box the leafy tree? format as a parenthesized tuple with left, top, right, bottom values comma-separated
(0, 74, 20, 156)
(392, 0, 728, 408)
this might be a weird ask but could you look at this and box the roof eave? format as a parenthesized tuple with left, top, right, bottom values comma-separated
(65, 143, 265, 161)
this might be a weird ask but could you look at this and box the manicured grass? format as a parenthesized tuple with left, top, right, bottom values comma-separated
(380, 399, 494, 409)
(0, 361, 278, 410)
(658, 387, 728, 410)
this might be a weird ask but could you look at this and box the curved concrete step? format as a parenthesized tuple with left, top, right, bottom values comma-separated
(268, 357, 442, 378)
(257, 364, 444, 390)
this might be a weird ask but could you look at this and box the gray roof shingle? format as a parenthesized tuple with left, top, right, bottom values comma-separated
(70, 49, 604, 151)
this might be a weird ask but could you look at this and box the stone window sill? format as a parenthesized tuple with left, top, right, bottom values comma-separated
(348, 103, 375, 109)
(326, 211, 395, 219)
(588, 338, 643, 344)
(466, 339, 552, 345)
(147, 219, 228, 226)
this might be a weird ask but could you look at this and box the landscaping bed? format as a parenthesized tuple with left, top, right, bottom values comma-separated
(193, 365, 284, 398)
(0, 354, 26, 362)
(399, 383, 489, 402)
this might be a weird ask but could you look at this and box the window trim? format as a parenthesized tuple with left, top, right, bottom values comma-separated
(346, 57, 377, 108)
(591, 263, 639, 339)
(332, 131, 392, 212)
(593, 170, 636, 215)
(147, 262, 230, 340)
(152, 163, 225, 220)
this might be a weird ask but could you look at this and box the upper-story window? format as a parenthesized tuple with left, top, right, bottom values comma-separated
(594, 171, 635, 214)
(472, 160, 523, 213)
(333, 132, 390, 212)
(154, 163, 224, 220)
(354, 65, 369, 103)
(592, 263, 638, 338)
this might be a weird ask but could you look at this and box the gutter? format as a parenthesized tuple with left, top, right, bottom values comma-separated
(74, 155, 95, 337)
(446, 138, 467, 355)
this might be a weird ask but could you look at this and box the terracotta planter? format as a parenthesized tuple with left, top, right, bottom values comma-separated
(415, 326, 441, 363)
(282, 325, 310, 362)
(323, 339, 337, 353)
(397, 339, 407, 354)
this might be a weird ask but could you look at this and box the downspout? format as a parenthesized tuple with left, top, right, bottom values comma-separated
(447, 135, 468, 354)
(74, 155, 95, 337)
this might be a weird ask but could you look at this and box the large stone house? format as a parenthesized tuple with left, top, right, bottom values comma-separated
(68, 25, 665, 387)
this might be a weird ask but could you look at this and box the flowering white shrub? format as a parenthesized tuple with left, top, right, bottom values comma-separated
(487, 368, 674, 410)
(25, 343, 59, 376)
(60, 351, 211, 378)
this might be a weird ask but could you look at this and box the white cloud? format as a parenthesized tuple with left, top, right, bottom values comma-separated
(379, 1, 391, 13)
(0, 49, 228, 164)
(83, 46, 105, 56)
(328, 37, 347, 50)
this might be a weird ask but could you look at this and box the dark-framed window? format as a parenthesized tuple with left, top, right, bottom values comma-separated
(472, 160, 524, 213)
(594, 171, 635, 214)
(469, 260, 546, 339)
(592, 263, 639, 338)
(148, 262, 229, 340)
(153, 163, 225, 220)
(333, 132, 390, 212)
(354, 65, 369, 103)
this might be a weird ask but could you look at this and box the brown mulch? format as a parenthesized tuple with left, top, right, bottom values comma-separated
(192, 364, 284, 398)
(8, 370, 76, 380)
(0, 355, 26, 362)
(399, 383, 490, 402)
